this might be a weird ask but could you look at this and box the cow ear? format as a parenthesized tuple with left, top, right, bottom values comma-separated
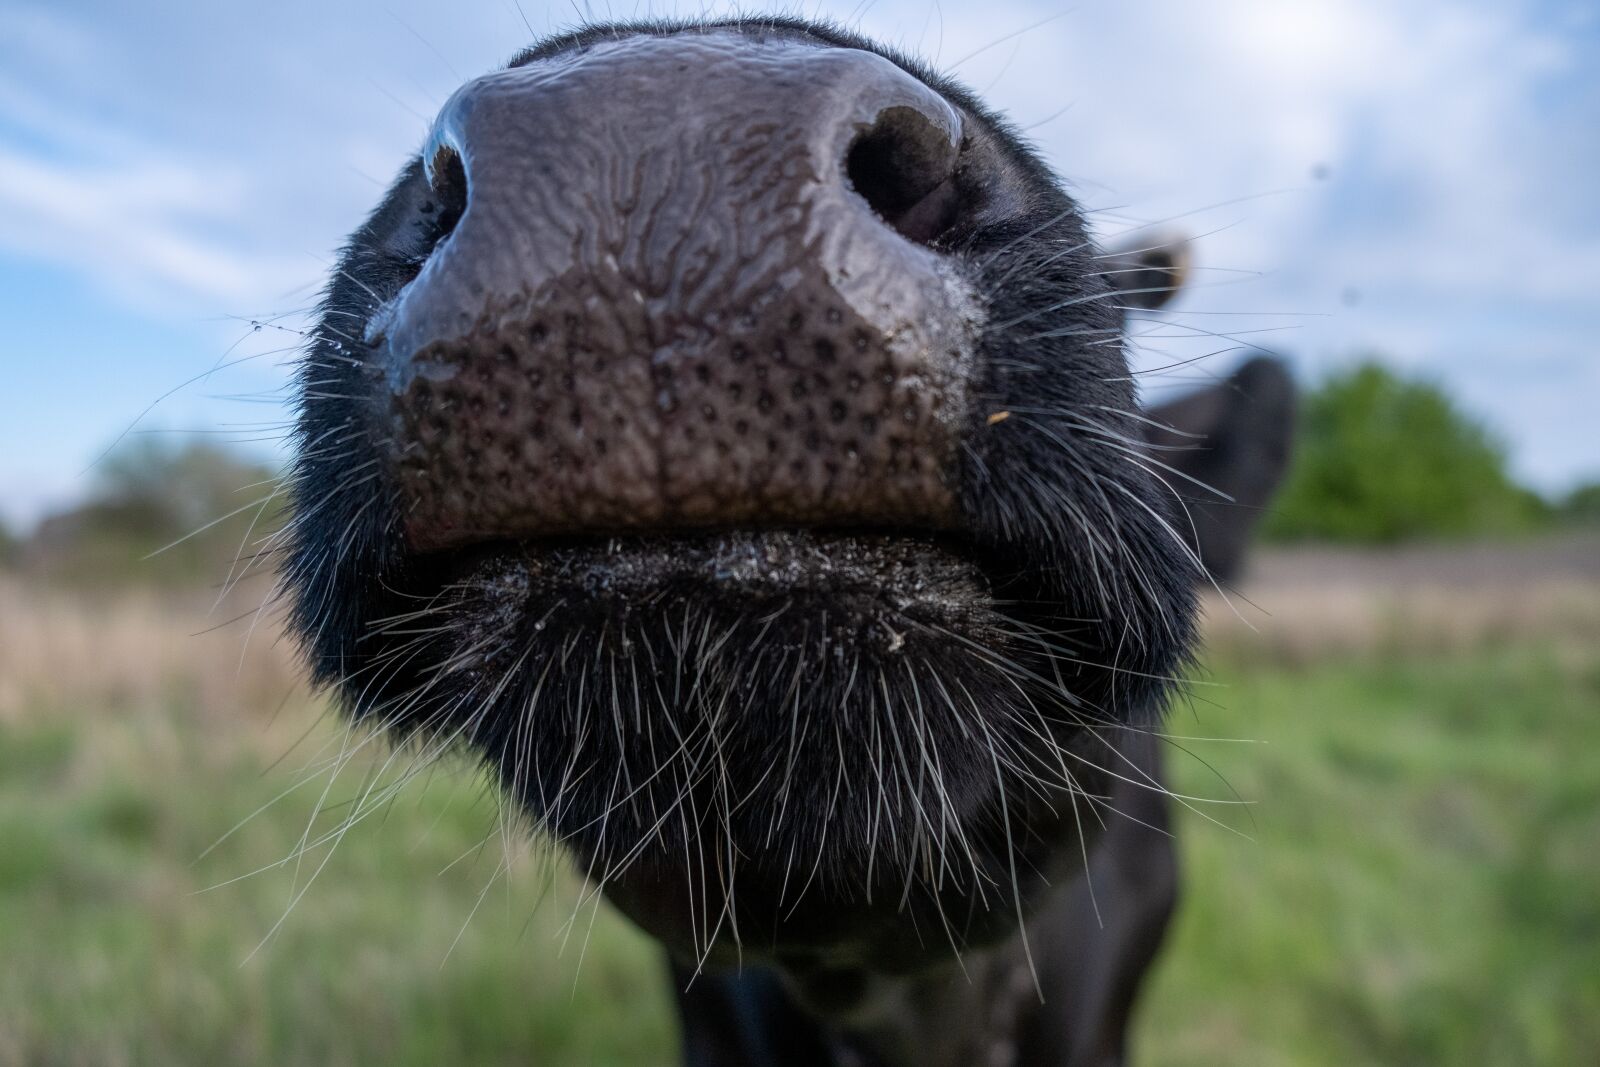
(1103, 230, 1192, 311)
(1143, 356, 1297, 582)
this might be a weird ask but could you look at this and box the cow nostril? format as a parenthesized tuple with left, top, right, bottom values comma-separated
(424, 144, 468, 239)
(845, 105, 961, 246)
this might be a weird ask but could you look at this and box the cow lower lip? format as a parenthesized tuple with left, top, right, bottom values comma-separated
(438, 528, 995, 622)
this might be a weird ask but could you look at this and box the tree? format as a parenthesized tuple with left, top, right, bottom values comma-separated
(1557, 481, 1600, 525)
(21, 439, 282, 586)
(1263, 360, 1545, 543)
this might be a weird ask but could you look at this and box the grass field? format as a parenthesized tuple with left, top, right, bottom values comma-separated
(1, 543, 1597, 1065)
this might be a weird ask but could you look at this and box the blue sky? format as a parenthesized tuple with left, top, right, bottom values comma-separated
(2, 0, 1596, 526)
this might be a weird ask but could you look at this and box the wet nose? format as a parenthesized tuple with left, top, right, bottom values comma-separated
(373, 32, 978, 551)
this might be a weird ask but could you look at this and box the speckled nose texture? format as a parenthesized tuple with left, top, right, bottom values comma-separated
(370, 32, 981, 551)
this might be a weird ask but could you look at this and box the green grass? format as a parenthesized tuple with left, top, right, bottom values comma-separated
(0, 705, 676, 1067)
(1138, 645, 1600, 1066)
(2, 642, 1595, 1065)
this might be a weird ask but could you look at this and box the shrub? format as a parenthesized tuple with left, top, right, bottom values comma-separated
(1557, 481, 1600, 525)
(19, 439, 282, 587)
(1264, 360, 1546, 542)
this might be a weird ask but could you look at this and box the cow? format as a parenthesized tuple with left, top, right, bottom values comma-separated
(279, 17, 1294, 1065)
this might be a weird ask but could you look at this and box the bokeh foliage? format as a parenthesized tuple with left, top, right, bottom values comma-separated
(1264, 360, 1550, 543)
(16, 438, 281, 586)
(1557, 481, 1600, 525)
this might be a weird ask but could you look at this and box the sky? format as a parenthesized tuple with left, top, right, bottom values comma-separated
(2, 0, 1596, 527)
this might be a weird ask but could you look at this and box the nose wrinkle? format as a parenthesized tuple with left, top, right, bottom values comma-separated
(380, 33, 979, 551)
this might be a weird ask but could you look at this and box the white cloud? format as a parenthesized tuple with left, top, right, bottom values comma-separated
(0, 0, 1594, 494)
(0, 145, 303, 311)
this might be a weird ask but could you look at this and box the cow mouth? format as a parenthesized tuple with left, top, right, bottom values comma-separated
(430, 528, 993, 617)
(386, 523, 1084, 948)
(403, 512, 1050, 720)
(407, 524, 1025, 753)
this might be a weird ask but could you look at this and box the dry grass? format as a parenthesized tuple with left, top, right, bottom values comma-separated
(5, 533, 1596, 724)
(1203, 534, 1600, 668)
(1201, 534, 1600, 666)
(1204, 577, 1600, 665)
(0, 576, 302, 727)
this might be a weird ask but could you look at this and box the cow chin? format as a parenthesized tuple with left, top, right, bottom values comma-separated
(377, 528, 1122, 967)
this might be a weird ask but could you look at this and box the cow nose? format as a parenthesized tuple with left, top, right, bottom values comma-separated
(373, 32, 979, 552)
(424, 38, 963, 249)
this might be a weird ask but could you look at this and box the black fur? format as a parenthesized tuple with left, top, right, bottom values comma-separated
(281, 16, 1217, 1064)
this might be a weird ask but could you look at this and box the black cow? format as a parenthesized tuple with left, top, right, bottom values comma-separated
(280, 17, 1294, 1066)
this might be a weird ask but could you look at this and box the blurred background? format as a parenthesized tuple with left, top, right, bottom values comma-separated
(1, 1, 1596, 1064)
